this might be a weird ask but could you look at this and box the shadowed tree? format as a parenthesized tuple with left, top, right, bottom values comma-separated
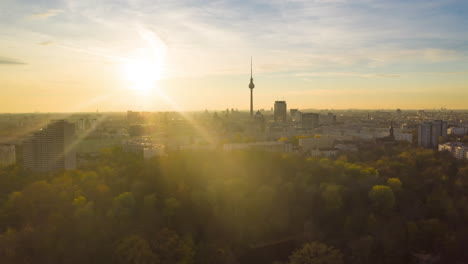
(115, 235, 159, 264)
(369, 185, 395, 213)
(289, 242, 343, 264)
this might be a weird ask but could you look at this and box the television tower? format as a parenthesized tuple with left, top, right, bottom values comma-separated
(249, 57, 255, 117)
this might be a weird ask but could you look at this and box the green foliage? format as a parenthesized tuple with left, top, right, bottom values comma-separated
(386, 178, 402, 193)
(289, 242, 343, 264)
(115, 235, 159, 264)
(0, 146, 467, 263)
(348, 235, 374, 264)
(369, 185, 395, 213)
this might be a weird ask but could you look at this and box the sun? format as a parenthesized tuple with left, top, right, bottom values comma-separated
(124, 58, 162, 93)
(122, 27, 168, 93)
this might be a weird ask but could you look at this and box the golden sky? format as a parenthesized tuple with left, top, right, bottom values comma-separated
(1, 0, 468, 112)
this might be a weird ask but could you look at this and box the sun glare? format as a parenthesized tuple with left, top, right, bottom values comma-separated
(123, 27, 168, 93)
(124, 58, 162, 92)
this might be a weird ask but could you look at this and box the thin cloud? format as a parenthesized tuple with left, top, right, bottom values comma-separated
(296, 72, 400, 78)
(32, 9, 63, 19)
(39, 40, 55, 46)
(424, 71, 468, 76)
(0, 57, 26, 65)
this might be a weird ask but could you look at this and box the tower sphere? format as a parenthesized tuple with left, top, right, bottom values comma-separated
(249, 80, 255, 89)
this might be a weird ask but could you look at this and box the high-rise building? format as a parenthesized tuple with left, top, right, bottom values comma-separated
(418, 120, 447, 148)
(23, 120, 76, 171)
(248, 58, 255, 117)
(431, 120, 447, 147)
(0, 145, 16, 166)
(274, 101, 287, 122)
(290, 109, 298, 121)
(254, 110, 265, 132)
(301, 113, 319, 129)
(295, 111, 303, 123)
(319, 113, 337, 125)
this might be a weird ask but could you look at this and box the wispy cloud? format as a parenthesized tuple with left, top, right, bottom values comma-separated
(0, 57, 26, 65)
(296, 72, 400, 78)
(423, 71, 468, 76)
(39, 40, 55, 46)
(5, 0, 468, 77)
(32, 9, 63, 19)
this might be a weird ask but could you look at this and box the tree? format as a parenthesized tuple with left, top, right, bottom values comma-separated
(289, 242, 343, 264)
(369, 185, 395, 213)
(151, 229, 194, 264)
(320, 184, 343, 213)
(111, 192, 136, 220)
(163, 197, 181, 225)
(386, 178, 402, 193)
(348, 236, 374, 264)
(115, 235, 159, 264)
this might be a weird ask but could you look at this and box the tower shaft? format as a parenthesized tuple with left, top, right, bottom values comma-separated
(250, 88, 253, 117)
(248, 57, 255, 117)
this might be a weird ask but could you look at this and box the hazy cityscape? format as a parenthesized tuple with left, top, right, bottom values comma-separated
(2, 0, 468, 263)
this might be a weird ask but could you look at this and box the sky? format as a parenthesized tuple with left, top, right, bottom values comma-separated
(1, 0, 468, 112)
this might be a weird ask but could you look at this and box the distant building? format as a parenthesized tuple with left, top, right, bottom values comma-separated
(295, 111, 303, 123)
(439, 142, 468, 160)
(448, 127, 468, 136)
(335, 143, 358, 152)
(274, 101, 287, 122)
(223, 141, 292, 153)
(418, 122, 432, 148)
(394, 133, 413, 143)
(309, 148, 339, 157)
(143, 146, 166, 159)
(127, 110, 143, 123)
(418, 120, 447, 148)
(299, 137, 335, 153)
(319, 113, 336, 125)
(301, 113, 319, 129)
(254, 110, 266, 132)
(23, 120, 76, 172)
(0, 144, 16, 166)
(290, 109, 298, 121)
(376, 122, 396, 144)
(124, 138, 165, 159)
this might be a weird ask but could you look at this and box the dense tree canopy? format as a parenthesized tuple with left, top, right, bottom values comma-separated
(288, 242, 343, 264)
(0, 144, 468, 263)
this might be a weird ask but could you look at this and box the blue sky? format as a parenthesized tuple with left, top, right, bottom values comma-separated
(1, 0, 468, 111)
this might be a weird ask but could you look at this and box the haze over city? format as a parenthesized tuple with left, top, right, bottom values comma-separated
(4, 1, 468, 263)
(1, 0, 468, 112)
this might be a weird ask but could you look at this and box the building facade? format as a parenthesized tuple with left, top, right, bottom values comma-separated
(319, 113, 337, 125)
(301, 113, 319, 129)
(0, 145, 16, 166)
(23, 120, 76, 171)
(438, 142, 468, 160)
(274, 101, 287, 122)
(223, 141, 292, 153)
(418, 120, 447, 148)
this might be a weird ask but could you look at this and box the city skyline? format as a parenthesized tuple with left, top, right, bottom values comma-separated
(1, 0, 468, 112)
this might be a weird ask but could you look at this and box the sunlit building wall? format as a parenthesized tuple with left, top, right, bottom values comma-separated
(223, 141, 292, 153)
(274, 101, 287, 122)
(418, 120, 447, 148)
(23, 120, 76, 171)
(439, 142, 468, 160)
(301, 113, 319, 129)
(0, 145, 16, 166)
